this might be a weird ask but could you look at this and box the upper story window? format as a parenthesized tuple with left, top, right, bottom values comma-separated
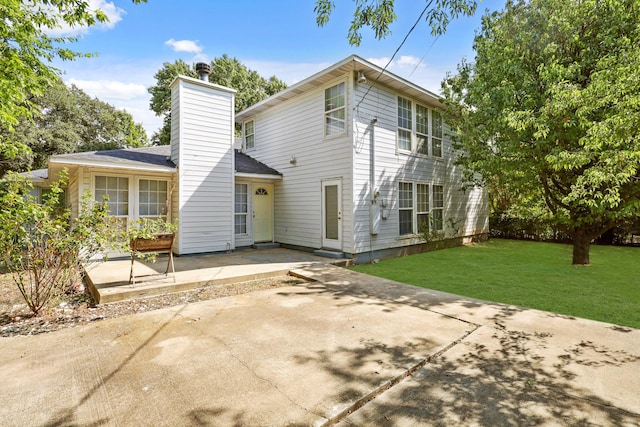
(325, 82, 345, 136)
(397, 96, 412, 151)
(244, 120, 255, 150)
(397, 96, 444, 158)
(416, 104, 429, 155)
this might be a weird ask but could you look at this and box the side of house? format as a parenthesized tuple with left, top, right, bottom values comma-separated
(236, 55, 488, 261)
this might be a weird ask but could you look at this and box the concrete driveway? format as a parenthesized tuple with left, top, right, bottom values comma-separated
(1, 264, 639, 426)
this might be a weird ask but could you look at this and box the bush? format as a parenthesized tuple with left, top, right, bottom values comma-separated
(0, 172, 117, 314)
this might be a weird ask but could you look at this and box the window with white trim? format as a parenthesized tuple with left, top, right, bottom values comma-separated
(398, 182, 413, 235)
(432, 110, 443, 157)
(235, 183, 248, 234)
(397, 96, 412, 151)
(416, 104, 429, 155)
(398, 182, 445, 235)
(417, 183, 429, 233)
(244, 120, 255, 150)
(325, 82, 346, 136)
(95, 176, 129, 219)
(139, 179, 168, 220)
(432, 185, 444, 231)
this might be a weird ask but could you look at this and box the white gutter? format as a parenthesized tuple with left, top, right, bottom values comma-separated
(49, 158, 176, 173)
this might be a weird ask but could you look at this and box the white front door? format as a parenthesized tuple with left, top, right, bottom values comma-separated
(253, 183, 273, 242)
(322, 179, 342, 250)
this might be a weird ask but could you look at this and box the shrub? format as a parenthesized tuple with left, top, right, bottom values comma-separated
(0, 172, 117, 314)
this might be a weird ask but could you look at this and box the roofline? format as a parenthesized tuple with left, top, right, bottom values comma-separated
(234, 172, 282, 180)
(170, 74, 237, 93)
(49, 157, 176, 173)
(236, 54, 442, 121)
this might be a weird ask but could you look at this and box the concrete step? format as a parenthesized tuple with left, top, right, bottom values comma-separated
(313, 249, 345, 259)
(252, 242, 281, 250)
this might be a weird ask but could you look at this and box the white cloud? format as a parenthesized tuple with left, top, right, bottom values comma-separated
(45, 0, 125, 37)
(66, 79, 147, 101)
(165, 39, 203, 54)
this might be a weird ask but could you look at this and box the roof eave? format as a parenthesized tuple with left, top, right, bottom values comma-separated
(236, 54, 443, 121)
(234, 172, 282, 180)
(49, 157, 176, 173)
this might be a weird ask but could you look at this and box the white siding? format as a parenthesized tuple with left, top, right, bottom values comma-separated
(351, 82, 489, 256)
(245, 75, 354, 252)
(170, 77, 235, 255)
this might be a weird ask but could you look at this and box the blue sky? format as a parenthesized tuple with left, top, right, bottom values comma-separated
(52, 0, 506, 137)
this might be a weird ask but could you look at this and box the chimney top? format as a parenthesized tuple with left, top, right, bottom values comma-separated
(195, 62, 211, 81)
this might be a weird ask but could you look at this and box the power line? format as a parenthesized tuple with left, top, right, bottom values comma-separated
(356, 0, 435, 110)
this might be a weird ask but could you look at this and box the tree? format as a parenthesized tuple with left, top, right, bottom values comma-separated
(314, 0, 477, 46)
(441, 0, 640, 265)
(0, 0, 145, 167)
(0, 79, 147, 176)
(148, 55, 287, 144)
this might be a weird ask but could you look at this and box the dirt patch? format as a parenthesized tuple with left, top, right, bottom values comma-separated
(0, 273, 305, 338)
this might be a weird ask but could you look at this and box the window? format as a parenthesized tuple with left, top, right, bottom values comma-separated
(235, 184, 248, 234)
(416, 104, 429, 155)
(398, 182, 445, 236)
(325, 82, 345, 136)
(417, 184, 429, 233)
(397, 97, 412, 151)
(244, 120, 255, 150)
(95, 176, 129, 217)
(432, 110, 443, 157)
(139, 179, 168, 219)
(432, 185, 444, 231)
(398, 182, 413, 235)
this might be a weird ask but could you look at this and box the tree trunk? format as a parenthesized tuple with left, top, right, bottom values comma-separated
(572, 229, 592, 265)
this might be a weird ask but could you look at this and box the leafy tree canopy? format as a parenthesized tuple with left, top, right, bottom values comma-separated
(442, 0, 640, 265)
(148, 55, 287, 145)
(0, 78, 147, 176)
(314, 0, 477, 46)
(0, 0, 146, 165)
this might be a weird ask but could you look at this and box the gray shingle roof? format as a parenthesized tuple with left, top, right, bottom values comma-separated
(48, 145, 280, 176)
(51, 145, 175, 169)
(234, 150, 281, 176)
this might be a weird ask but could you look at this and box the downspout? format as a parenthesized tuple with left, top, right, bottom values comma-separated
(369, 117, 378, 263)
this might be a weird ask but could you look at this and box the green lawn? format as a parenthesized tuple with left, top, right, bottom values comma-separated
(351, 239, 640, 329)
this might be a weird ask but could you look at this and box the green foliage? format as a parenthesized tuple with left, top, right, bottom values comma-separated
(314, 0, 477, 46)
(0, 0, 146, 169)
(147, 55, 287, 144)
(442, 0, 640, 264)
(352, 239, 640, 329)
(0, 172, 118, 314)
(0, 79, 148, 176)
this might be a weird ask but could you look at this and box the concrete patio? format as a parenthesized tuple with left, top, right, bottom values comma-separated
(1, 264, 639, 426)
(85, 247, 338, 303)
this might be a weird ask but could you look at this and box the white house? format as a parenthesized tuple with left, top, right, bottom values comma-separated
(29, 55, 488, 263)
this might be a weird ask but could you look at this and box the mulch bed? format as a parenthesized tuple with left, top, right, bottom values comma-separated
(0, 274, 305, 338)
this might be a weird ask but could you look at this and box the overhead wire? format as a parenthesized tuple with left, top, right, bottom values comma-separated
(355, 0, 435, 111)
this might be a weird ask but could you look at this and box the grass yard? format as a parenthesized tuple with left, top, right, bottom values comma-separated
(352, 239, 640, 329)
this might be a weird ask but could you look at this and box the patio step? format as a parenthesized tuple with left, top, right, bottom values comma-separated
(252, 242, 280, 250)
(313, 249, 345, 259)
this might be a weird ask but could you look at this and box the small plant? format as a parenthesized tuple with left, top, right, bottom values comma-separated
(124, 217, 177, 263)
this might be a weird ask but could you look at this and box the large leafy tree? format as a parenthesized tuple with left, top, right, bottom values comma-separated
(148, 55, 287, 145)
(0, 0, 145, 165)
(442, 0, 640, 265)
(0, 79, 147, 176)
(314, 0, 478, 46)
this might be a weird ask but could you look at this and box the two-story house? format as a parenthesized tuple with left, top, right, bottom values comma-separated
(28, 55, 488, 263)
